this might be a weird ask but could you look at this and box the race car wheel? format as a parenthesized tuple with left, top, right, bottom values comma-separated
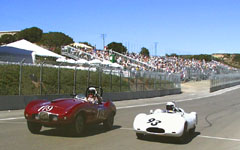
(136, 133, 145, 140)
(103, 113, 114, 130)
(74, 114, 85, 136)
(179, 122, 188, 143)
(189, 126, 196, 134)
(27, 121, 42, 134)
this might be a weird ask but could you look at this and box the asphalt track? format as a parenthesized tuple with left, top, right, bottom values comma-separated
(1, 82, 240, 150)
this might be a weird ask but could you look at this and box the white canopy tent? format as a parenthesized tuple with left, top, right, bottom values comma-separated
(4, 39, 65, 63)
(70, 43, 93, 50)
(110, 63, 123, 69)
(76, 58, 89, 64)
(88, 59, 102, 64)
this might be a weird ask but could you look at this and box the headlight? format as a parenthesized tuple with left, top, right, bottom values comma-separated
(63, 116, 67, 120)
(52, 116, 58, 121)
(35, 114, 40, 120)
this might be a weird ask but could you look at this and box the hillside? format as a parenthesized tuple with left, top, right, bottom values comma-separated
(212, 54, 240, 68)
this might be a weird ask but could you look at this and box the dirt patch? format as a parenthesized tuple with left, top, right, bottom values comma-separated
(181, 80, 210, 94)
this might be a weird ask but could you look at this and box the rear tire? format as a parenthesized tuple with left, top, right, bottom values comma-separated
(136, 133, 145, 140)
(103, 113, 114, 130)
(74, 114, 85, 136)
(27, 121, 42, 134)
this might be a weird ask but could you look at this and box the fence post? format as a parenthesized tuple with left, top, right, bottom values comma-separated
(98, 67, 102, 88)
(40, 62, 45, 95)
(18, 59, 25, 96)
(128, 70, 130, 91)
(73, 66, 77, 95)
(142, 71, 145, 91)
(110, 69, 112, 91)
(120, 70, 122, 92)
(58, 64, 61, 94)
(154, 73, 157, 90)
(87, 66, 91, 87)
(135, 72, 138, 91)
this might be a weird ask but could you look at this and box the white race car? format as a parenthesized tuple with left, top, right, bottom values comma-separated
(133, 102, 197, 142)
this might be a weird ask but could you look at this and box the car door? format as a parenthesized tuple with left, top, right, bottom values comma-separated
(84, 102, 98, 124)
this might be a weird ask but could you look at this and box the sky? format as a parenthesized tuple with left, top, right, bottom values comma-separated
(1, 0, 240, 56)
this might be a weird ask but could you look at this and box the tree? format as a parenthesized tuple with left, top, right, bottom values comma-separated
(40, 32, 73, 47)
(16, 27, 43, 43)
(107, 42, 127, 54)
(0, 34, 16, 45)
(170, 53, 178, 57)
(39, 32, 74, 54)
(140, 47, 150, 57)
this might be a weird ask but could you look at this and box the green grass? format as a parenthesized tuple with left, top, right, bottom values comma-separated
(0, 64, 177, 96)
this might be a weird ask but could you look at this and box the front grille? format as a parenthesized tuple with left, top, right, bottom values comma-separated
(32, 112, 58, 122)
(39, 111, 49, 121)
(147, 127, 165, 133)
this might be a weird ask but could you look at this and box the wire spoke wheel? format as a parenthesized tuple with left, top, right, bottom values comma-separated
(103, 113, 114, 130)
(75, 114, 85, 136)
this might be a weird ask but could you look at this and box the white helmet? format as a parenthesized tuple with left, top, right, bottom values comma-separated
(166, 102, 176, 111)
(88, 87, 97, 96)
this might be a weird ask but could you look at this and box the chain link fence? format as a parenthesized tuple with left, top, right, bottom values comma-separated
(0, 61, 181, 96)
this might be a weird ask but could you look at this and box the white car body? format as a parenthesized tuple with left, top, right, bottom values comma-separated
(133, 108, 197, 138)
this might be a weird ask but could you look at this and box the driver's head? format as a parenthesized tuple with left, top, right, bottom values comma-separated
(166, 102, 175, 111)
(88, 87, 97, 97)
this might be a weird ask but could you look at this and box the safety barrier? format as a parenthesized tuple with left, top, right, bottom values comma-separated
(210, 73, 240, 92)
(0, 88, 181, 110)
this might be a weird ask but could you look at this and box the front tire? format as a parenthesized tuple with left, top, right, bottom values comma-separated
(136, 133, 145, 140)
(189, 125, 196, 134)
(74, 114, 85, 136)
(178, 122, 188, 143)
(103, 113, 114, 130)
(27, 121, 42, 134)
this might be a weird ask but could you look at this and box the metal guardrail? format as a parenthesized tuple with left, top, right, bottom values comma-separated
(61, 45, 103, 61)
(210, 72, 240, 88)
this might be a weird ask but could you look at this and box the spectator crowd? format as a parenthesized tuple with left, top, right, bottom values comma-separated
(63, 45, 238, 81)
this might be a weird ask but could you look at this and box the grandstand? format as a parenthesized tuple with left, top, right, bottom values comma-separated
(61, 45, 238, 81)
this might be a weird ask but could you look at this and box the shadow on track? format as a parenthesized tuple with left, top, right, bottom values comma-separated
(136, 132, 200, 144)
(39, 124, 121, 138)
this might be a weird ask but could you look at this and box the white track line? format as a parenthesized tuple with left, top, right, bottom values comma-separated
(198, 135, 240, 142)
(0, 117, 25, 121)
(120, 127, 240, 142)
(117, 85, 240, 110)
(0, 122, 26, 124)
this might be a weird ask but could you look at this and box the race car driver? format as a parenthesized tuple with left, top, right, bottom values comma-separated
(86, 87, 102, 104)
(166, 102, 178, 113)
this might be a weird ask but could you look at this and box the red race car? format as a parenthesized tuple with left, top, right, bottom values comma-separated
(24, 86, 116, 136)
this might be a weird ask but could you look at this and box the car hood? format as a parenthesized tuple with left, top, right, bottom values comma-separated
(32, 98, 86, 115)
(134, 112, 186, 131)
(147, 112, 184, 123)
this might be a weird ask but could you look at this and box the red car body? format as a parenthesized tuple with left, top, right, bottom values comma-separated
(24, 97, 116, 135)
